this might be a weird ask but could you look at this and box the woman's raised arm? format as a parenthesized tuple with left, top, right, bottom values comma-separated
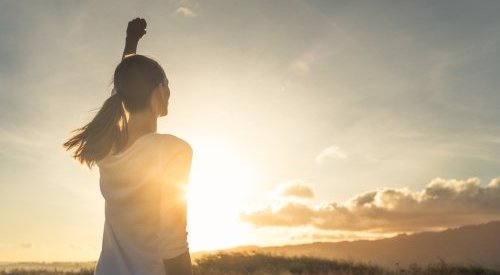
(122, 17, 147, 60)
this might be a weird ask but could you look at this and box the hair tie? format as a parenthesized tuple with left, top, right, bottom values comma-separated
(111, 88, 123, 100)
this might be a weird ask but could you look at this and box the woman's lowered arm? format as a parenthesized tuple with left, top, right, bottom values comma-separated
(122, 17, 147, 60)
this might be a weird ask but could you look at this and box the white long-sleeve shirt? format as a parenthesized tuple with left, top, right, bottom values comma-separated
(94, 133, 193, 275)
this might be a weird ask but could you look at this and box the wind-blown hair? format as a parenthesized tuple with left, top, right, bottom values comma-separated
(63, 54, 167, 169)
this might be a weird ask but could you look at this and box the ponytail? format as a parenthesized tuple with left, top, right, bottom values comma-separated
(63, 91, 129, 169)
(64, 54, 167, 169)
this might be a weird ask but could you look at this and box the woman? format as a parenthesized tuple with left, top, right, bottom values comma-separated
(63, 18, 194, 275)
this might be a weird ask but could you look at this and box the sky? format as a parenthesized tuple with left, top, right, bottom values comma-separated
(1, 0, 500, 262)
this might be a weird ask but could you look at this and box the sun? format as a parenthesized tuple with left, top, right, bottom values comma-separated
(185, 138, 258, 252)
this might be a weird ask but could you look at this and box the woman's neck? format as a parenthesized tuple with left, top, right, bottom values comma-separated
(127, 110, 157, 137)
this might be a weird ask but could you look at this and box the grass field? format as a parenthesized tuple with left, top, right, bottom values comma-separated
(1, 251, 498, 275)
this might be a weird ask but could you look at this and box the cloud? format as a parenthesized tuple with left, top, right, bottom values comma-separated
(240, 177, 500, 233)
(243, 202, 316, 227)
(0, 242, 32, 249)
(0, 127, 48, 162)
(288, 40, 333, 75)
(315, 145, 347, 164)
(68, 243, 96, 250)
(289, 229, 393, 242)
(19, 242, 32, 249)
(175, 7, 196, 17)
(275, 180, 315, 199)
(289, 60, 311, 74)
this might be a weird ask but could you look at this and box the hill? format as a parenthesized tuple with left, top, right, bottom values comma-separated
(193, 220, 500, 270)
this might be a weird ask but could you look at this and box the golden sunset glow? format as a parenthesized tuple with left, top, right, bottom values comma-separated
(2, 0, 500, 265)
(185, 138, 258, 251)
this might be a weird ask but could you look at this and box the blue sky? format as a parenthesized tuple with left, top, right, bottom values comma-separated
(1, 0, 499, 261)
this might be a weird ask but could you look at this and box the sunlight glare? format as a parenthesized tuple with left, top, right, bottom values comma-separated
(186, 138, 258, 252)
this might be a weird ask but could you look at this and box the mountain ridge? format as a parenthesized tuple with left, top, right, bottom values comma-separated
(192, 220, 500, 270)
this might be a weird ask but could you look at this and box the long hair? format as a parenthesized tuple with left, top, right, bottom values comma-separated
(63, 54, 167, 169)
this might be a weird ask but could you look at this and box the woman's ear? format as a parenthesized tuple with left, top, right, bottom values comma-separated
(151, 83, 168, 117)
(150, 84, 163, 117)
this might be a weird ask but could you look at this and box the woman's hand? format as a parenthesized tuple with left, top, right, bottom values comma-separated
(126, 17, 147, 42)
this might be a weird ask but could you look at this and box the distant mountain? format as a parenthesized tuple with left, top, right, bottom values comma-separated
(193, 220, 500, 270)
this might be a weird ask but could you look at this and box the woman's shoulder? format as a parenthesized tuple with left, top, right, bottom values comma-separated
(154, 133, 192, 153)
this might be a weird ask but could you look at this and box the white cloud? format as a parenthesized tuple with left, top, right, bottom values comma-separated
(175, 7, 196, 17)
(240, 177, 500, 233)
(0, 242, 32, 249)
(275, 180, 315, 199)
(289, 60, 310, 74)
(288, 41, 331, 75)
(315, 145, 347, 164)
(19, 242, 32, 249)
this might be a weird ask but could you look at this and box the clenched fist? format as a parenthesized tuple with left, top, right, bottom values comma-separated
(126, 17, 147, 41)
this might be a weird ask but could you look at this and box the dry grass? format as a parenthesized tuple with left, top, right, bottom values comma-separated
(1, 252, 498, 275)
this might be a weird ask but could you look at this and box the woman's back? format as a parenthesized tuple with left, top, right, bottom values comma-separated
(94, 133, 193, 275)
